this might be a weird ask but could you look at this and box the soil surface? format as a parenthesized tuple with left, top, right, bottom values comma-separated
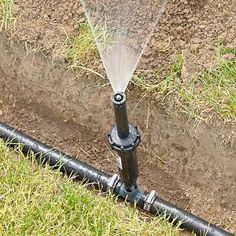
(11, 0, 236, 76)
(0, 0, 236, 234)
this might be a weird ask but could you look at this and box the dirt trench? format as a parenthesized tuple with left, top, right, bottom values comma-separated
(0, 32, 235, 233)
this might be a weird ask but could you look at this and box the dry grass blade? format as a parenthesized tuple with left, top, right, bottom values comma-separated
(0, 0, 14, 30)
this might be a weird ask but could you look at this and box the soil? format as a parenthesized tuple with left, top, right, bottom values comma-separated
(11, 0, 236, 76)
(0, 0, 236, 234)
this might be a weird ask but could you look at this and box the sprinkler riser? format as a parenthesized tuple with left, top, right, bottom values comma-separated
(112, 93, 130, 138)
(117, 147, 139, 190)
(108, 124, 140, 190)
(109, 93, 140, 191)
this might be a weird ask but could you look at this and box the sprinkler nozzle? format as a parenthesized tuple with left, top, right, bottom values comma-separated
(114, 93, 124, 103)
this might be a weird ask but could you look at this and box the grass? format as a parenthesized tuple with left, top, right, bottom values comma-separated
(0, 0, 14, 30)
(92, 21, 116, 51)
(65, 21, 115, 65)
(64, 21, 117, 80)
(133, 47, 236, 123)
(65, 22, 99, 66)
(0, 140, 180, 236)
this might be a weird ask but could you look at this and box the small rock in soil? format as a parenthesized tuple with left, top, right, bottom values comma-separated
(223, 53, 235, 61)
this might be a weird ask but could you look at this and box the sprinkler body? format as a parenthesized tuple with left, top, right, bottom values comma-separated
(108, 93, 140, 192)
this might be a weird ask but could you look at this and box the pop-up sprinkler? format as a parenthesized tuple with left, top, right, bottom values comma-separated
(107, 93, 155, 205)
(108, 92, 140, 197)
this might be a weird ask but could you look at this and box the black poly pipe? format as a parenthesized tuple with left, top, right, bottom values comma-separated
(0, 122, 110, 190)
(0, 122, 233, 236)
(148, 195, 233, 236)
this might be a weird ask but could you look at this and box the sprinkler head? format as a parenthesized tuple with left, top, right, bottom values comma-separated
(114, 93, 124, 103)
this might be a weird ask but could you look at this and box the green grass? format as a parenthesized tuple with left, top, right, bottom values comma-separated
(65, 21, 115, 65)
(0, 140, 180, 236)
(0, 0, 14, 30)
(133, 47, 236, 123)
(92, 21, 116, 51)
(64, 21, 117, 79)
(65, 22, 99, 66)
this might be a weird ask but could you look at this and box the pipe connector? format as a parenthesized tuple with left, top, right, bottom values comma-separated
(144, 190, 156, 212)
(108, 124, 140, 152)
(107, 174, 142, 203)
(117, 183, 143, 203)
(107, 174, 120, 193)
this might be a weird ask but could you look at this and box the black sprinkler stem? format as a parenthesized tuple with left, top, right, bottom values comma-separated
(112, 93, 129, 138)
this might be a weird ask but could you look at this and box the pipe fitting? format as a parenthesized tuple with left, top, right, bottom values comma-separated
(116, 183, 143, 203)
(107, 174, 120, 193)
(144, 190, 156, 212)
(108, 124, 140, 152)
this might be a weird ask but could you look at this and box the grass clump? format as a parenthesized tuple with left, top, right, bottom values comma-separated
(64, 21, 116, 79)
(0, 140, 180, 236)
(65, 21, 115, 65)
(0, 0, 14, 30)
(66, 22, 99, 66)
(93, 21, 116, 51)
(191, 47, 236, 122)
(134, 47, 236, 123)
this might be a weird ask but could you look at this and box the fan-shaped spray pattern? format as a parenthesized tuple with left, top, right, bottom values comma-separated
(80, 0, 168, 92)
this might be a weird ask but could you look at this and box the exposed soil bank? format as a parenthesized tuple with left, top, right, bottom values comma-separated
(0, 33, 235, 233)
(11, 0, 236, 77)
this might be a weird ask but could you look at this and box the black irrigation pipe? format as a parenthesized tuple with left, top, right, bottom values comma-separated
(0, 122, 234, 236)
